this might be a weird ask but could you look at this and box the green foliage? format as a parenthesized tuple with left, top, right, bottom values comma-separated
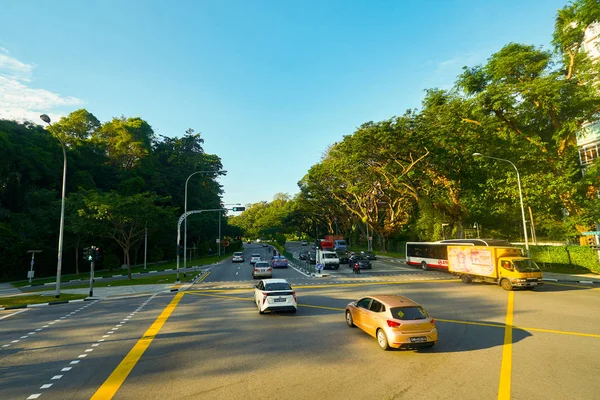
(274, 233, 286, 247)
(0, 114, 229, 282)
(531, 245, 600, 273)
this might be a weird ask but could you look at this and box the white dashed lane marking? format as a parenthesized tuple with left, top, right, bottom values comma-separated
(25, 293, 161, 400)
(0, 300, 99, 349)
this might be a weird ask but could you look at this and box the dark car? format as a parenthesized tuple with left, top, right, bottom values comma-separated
(299, 250, 308, 260)
(363, 251, 377, 260)
(336, 251, 349, 264)
(307, 251, 317, 264)
(349, 255, 372, 269)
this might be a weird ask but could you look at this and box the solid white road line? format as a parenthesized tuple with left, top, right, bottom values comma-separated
(0, 308, 29, 320)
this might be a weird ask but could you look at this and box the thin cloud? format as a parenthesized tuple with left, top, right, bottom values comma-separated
(423, 51, 490, 91)
(0, 50, 83, 123)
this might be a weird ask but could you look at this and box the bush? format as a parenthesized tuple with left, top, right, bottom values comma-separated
(530, 245, 600, 274)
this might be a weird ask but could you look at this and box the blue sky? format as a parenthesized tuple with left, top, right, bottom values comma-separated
(1, 0, 567, 208)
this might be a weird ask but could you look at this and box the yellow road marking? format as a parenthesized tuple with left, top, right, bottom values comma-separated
(187, 292, 253, 301)
(512, 325, 600, 339)
(436, 318, 506, 329)
(545, 282, 600, 290)
(188, 288, 600, 339)
(498, 291, 514, 400)
(187, 292, 344, 311)
(91, 292, 184, 400)
(297, 304, 344, 311)
(195, 271, 210, 283)
(186, 278, 458, 294)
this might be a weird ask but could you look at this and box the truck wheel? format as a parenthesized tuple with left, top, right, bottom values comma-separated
(500, 278, 513, 291)
(461, 274, 472, 284)
(421, 261, 428, 271)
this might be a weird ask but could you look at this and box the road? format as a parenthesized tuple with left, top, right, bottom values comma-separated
(1, 243, 599, 399)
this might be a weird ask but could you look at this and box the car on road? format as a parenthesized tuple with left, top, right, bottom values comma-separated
(298, 250, 308, 260)
(301, 240, 308, 246)
(232, 251, 245, 263)
(308, 251, 317, 264)
(349, 254, 372, 269)
(252, 261, 272, 279)
(271, 255, 289, 268)
(253, 278, 297, 314)
(336, 250, 349, 264)
(345, 295, 437, 350)
(250, 253, 262, 265)
(363, 251, 377, 260)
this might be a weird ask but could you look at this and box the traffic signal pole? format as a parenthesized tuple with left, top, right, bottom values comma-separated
(89, 259, 95, 297)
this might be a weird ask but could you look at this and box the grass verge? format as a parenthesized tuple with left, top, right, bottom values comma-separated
(10, 254, 227, 288)
(0, 293, 88, 308)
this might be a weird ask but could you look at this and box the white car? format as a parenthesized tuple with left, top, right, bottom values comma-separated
(301, 240, 308, 246)
(250, 253, 261, 265)
(253, 278, 297, 314)
(252, 261, 272, 279)
(232, 252, 244, 263)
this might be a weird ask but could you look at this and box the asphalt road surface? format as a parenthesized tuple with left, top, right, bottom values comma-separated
(1, 243, 599, 399)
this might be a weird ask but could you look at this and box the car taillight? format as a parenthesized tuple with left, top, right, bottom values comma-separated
(292, 290, 296, 302)
(254, 268, 258, 272)
(268, 268, 272, 271)
(262, 293, 268, 304)
(430, 318, 436, 325)
(387, 320, 401, 328)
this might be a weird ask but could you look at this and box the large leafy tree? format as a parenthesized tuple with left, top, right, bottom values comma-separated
(78, 191, 176, 279)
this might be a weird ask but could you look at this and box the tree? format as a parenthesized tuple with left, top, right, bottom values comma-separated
(78, 191, 175, 279)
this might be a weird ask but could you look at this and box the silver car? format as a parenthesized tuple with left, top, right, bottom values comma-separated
(252, 261, 272, 279)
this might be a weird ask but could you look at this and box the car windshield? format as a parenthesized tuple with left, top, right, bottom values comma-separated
(255, 262, 269, 268)
(233, 252, 243, 256)
(513, 259, 541, 272)
(323, 253, 337, 259)
(391, 306, 428, 320)
(251, 254, 260, 258)
(265, 282, 292, 291)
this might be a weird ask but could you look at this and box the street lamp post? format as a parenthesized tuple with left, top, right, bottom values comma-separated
(473, 153, 529, 256)
(40, 114, 66, 298)
(184, 170, 226, 276)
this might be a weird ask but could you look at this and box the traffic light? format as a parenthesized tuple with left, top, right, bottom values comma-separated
(82, 247, 92, 262)
(94, 247, 103, 263)
(231, 206, 245, 212)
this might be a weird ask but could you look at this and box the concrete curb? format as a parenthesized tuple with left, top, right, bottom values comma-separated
(0, 297, 96, 311)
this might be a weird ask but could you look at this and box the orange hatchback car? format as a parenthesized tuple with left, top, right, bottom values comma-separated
(345, 295, 437, 350)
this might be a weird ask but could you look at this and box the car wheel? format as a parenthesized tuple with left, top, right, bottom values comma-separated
(461, 274, 472, 284)
(290, 308, 297, 314)
(345, 311, 355, 327)
(421, 261, 428, 271)
(501, 278, 513, 291)
(377, 329, 390, 351)
(423, 342, 436, 348)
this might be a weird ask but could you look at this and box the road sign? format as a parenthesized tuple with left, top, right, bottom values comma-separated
(222, 240, 229, 247)
(216, 238, 220, 243)
(582, 231, 600, 236)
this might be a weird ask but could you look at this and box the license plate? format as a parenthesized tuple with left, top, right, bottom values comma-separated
(410, 337, 427, 343)
(274, 298, 286, 302)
